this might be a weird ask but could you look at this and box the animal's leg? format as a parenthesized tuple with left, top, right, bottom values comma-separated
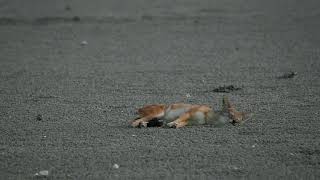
(167, 112, 191, 128)
(131, 116, 157, 128)
(128, 117, 141, 124)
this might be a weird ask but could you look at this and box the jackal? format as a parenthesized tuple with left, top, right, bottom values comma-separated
(130, 96, 252, 128)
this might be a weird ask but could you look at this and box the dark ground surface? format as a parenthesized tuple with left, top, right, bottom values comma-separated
(1, 0, 320, 179)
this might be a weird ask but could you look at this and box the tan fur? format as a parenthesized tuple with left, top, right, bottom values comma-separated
(137, 104, 166, 117)
(130, 96, 251, 128)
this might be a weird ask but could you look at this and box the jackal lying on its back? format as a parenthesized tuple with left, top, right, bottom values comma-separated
(130, 96, 252, 128)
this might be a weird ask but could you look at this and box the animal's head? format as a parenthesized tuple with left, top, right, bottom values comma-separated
(221, 96, 253, 125)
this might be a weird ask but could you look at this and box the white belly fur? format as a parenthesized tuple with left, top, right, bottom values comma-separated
(163, 106, 191, 122)
(188, 111, 206, 125)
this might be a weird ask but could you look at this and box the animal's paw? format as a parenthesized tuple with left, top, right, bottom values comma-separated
(131, 120, 140, 127)
(131, 120, 147, 128)
(167, 122, 177, 128)
(138, 121, 148, 128)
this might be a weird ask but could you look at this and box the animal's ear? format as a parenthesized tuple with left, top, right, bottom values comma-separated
(228, 109, 235, 116)
(222, 96, 227, 112)
(222, 96, 234, 112)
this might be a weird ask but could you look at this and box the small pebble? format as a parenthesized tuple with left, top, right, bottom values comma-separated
(132, 134, 136, 137)
(35, 170, 49, 176)
(233, 166, 239, 170)
(72, 16, 80, 22)
(65, 5, 71, 11)
(251, 143, 257, 148)
(81, 40, 88, 46)
(229, 165, 240, 170)
(36, 114, 42, 121)
(278, 71, 297, 79)
(113, 164, 120, 169)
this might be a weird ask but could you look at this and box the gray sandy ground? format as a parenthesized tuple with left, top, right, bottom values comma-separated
(1, 0, 320, 179)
